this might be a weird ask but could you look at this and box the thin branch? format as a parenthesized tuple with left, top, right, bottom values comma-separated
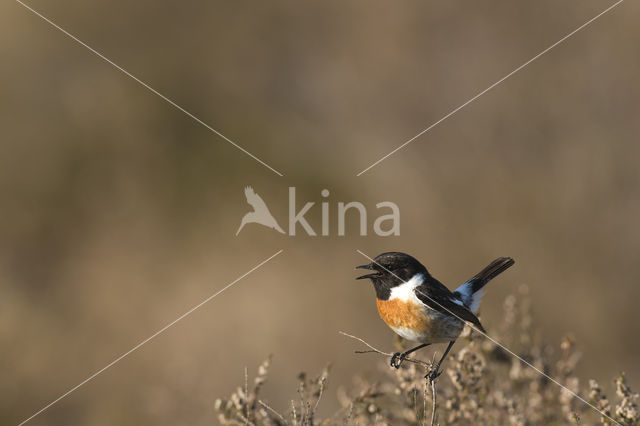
(339, 331, 391, 354)
(339, 331, 430, 367)
(298, 382, 306, 423)
(235, 411, 257, 426)
(314, 375, 327, 413)
(291, 400, 297, 426)
(429, 378, 437, 426)
(258, 400, 287, 424)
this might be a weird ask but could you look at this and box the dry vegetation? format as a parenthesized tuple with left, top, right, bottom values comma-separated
(215, 286, 638, 425)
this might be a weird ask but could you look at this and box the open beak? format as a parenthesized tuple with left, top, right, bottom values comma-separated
(356, 264, 379, 280)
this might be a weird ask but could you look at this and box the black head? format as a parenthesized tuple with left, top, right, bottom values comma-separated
(356, 252, 429, 299)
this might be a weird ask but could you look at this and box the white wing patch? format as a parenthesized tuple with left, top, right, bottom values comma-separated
(453, 280, 484, 313)
(454, 281, 474, 300)
(468, 289, 484, 313)
(389, 274, 424, 303)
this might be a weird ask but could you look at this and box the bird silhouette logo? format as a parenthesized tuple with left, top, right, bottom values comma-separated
(236, 186, 285, 236)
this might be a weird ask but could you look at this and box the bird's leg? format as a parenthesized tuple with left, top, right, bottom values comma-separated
(390, 343, 430, 369)
(425, 340, 455, 382)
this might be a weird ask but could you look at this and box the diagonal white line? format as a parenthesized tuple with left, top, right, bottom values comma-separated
(356, 0, 625, 176)
(15, 0, 284, 177)
(17, 249, 284, 426)
(355, 249, 621, 425)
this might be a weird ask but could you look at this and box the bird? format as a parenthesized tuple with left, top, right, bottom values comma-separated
(236, 186, 285, 236)
(356, 252, 514, 381)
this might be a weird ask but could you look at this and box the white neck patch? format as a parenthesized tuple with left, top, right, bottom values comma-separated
(389, 273, 424, 302)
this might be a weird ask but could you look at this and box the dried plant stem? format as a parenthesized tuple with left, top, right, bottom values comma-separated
(291, 400, 297, 426)
(236, 412, 256, 426)
(314, 376, 327, 413)
(298, 383, 305, 422)
(258, 400, 287, 424)
(429, 377, 437, 426)
(339, 331, 430, 367)
(218, 295, 637, 426)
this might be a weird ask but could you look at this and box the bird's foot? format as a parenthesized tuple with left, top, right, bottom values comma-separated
(424, 365, 443, 383)
(390, 352, 405, 369)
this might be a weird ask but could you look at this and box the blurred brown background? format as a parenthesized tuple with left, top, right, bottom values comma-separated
(2, 0, 639, 424)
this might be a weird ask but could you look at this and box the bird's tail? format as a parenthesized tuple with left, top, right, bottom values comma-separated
(468, 257, 515, 293)
(454, 257, 514, 312)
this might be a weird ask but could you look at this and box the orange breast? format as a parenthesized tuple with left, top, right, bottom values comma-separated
(376, 298, 430, 331)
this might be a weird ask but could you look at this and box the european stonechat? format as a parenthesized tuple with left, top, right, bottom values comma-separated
(356, 252, 514, 381)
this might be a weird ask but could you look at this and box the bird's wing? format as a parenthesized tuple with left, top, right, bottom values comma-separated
(415, 278, 486, 333)
(244, 186, 268, 211)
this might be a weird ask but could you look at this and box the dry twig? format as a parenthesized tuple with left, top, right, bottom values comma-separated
(429, 377, 437, 426)
(339, 331, 430, 367)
